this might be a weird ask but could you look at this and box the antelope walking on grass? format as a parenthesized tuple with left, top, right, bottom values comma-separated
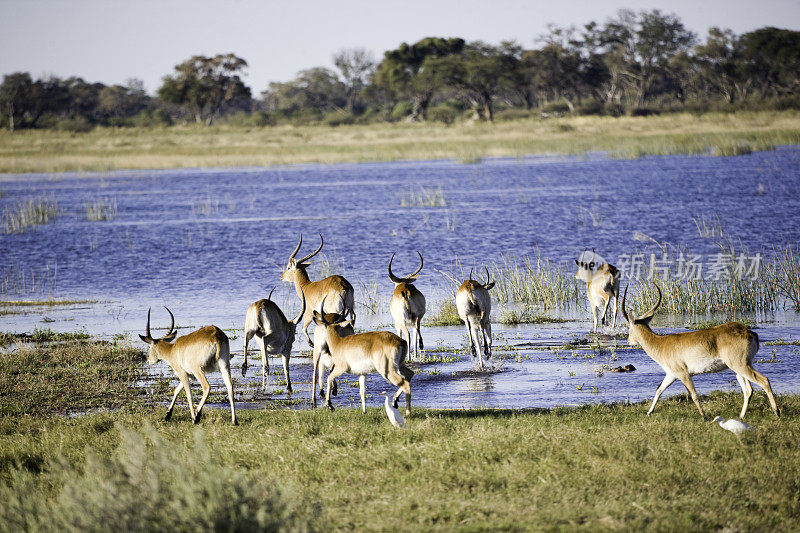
(456, 268, 495, 370)
(281, 233, 355, 347)
(622, 285, 779, 419)
(313, 300, 414, 416)
(574, 250, 620, 332)
(242, 288, 306, 393)
(311, 315, 354, 407)
(388, 251, 426, 361)
(139, 307, 237, 425)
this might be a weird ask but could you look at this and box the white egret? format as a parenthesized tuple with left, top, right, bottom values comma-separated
(712, 416, 752, 435)
(378, 391, 405, 429)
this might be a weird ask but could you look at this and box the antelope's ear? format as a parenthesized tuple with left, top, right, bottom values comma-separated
(485, 281, 495, 290)
(139, 334, 151, 344)
(589, 262, 595, 269)
(312, 310, 323, 324)
(163, 330, 178, 342)
(574, 259, 580, 266)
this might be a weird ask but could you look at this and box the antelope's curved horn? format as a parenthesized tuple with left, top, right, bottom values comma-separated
(288, 233, 303, 261)
(641, 284, 662, 320)
(298, 234, 324, 264)
(292, 290, 307, 324)
(317, 296, 330, 325)
(468, 268, 473, 281)
(621, 285, 630, 323)
(408, 251, 424, 279)
(484, 266, 491, 286)
(145, 307, 153, 340)
(164, 306, 176, 337)
(388, 252, 403, 284)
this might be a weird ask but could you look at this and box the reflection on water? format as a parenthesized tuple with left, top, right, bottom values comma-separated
(1, 149, 800, 411)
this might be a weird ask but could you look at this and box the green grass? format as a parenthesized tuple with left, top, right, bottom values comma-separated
(0, 298, 98, 307)
(1, 110, 799, 173)
(500, 307, 568, 325)
(0, 336, 144, 415)
(0, 395, 797, 531)
(0, 327, 90, 347)
(425, 300, 462, 326)
(2, 196, 58, 234)
(491, 253, 584, 308)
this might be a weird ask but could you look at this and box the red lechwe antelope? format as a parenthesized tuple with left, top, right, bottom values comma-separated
(139, 307, 237, 425)
(388, 251, 426, 361)
(310, 316, 354, 408)
(281, 233, 355, 347)
(242, 287, 306, 393)
(622, 285, 779, 419)
(312, 300, 414, 416)
(574, 250, 620, 332)
(456, 268, 495, 370)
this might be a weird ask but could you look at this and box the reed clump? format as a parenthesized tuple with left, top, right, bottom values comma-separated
(84, 197, 118, 221)
(491, 253, 584, 309)
(400, 185, 446, 207)
(2, 196, 58, 234)
(425, 300, 462, 326)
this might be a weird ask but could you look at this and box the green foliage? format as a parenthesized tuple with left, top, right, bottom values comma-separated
(0, 425, 317, 532)
(425, 300, 462, 326)
(427, 101, 462, 124)
(390, 101, 413, 120)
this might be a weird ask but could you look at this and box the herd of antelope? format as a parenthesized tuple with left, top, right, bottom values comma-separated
(140, 237, 780, 426)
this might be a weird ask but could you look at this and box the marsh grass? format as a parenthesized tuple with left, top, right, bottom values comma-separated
(2, 111, 798, 173)
(500, 308, 568, 325)
(692, 212, 726, 238)
(1, 395, 799, 530)
(0, 298, 96, 307)
(2, 196, 58, 234)
(491, 253, 584, 309)
(774, 244, 800, 310)
(425, 300, 462, 326)
(0, 337, 144, 415)
(84, 196, 117, 221)
(400, 185, 446, 207)
(0, 327, 90, 347)
(1, 262, 58, 296)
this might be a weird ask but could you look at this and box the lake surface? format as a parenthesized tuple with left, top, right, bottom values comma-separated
(2, 149, 799, 414)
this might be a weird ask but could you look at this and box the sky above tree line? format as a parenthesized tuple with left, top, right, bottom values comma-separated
(2, 0, 799, 96)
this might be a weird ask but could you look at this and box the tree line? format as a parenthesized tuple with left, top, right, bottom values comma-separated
(2, 9, 800, 131)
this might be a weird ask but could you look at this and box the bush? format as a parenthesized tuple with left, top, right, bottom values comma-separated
(132, 108, 172, 128)
(428, 101, 462, 125)
(576, 101, 604, 115)
(494, 108, 535, 121)
(628, 107, 661, 117)
(54, 116, 93, 133)
(0, 425, 319, 532)
(390, 101, 413, 121)
(541, 102, 571, 115)
(322, 110, 356, 127)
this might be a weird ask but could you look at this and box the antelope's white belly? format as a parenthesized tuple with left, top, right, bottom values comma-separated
(348, 357, 377, 376)
(685, 357, 728, 375)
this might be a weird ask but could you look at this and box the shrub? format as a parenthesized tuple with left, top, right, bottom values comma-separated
(0, 425, 319, 532)
(54, 116, 93, 133)
(322, 111, 356, 127)
(390, 101, 413, 121)
(428, 101, 462, 125)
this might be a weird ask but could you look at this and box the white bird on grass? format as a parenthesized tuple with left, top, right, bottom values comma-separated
(378, 391, 405, 429)
(712, 416, 752, 435)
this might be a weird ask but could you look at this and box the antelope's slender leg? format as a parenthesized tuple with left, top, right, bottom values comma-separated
(219, 360, 237, 425)
(647, 374, 677, 415)
(165, 381, 184, 421)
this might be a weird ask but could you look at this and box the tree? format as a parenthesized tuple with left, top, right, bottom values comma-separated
(374, 37, 465, 120)
(333, 48, 375, 113)
(158, 54, 251, 125)
(431, 42, 519, 122)
(0, 72, 33, 131)
(262, 68, 346, 113)
(691, 28, 745, 103)
(739, 27, 800, 98)
(98, 79, 150, 123)
(599, 9, 696, 108)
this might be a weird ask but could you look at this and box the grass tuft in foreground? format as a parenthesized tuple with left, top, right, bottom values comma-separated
(425, 300, 462, 326)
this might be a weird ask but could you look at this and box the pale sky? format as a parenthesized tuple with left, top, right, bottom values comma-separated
(2, 0, 799, 95)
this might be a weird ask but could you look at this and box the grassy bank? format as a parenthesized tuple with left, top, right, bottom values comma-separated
(1, 110, 799, 174)
(1, 332, 798, 529)
(0, 396, 796, 531)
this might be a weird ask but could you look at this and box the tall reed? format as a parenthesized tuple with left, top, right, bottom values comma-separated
(490, 252, 583, 309)
(2, 196, 58, 234)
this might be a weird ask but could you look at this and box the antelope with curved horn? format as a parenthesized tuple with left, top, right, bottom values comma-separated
(242, 287, 306, 393)
(622, 285, 779, 419)
(388, 251, 426, 361)
(280, 233, 355, 347)
(312, 299, 414, 415)
(311, 317, 354, 407)
(455, 267, 495, 370)
(574, 249, 620, 332)
(139, 307, 237, 425)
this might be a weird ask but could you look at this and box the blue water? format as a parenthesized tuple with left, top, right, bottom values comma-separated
(2, 149, 799, 413)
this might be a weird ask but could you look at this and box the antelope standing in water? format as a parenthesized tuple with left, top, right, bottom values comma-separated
(574, 250, 620, 332)
(281, 233, 355, 347)
(313, 300, 414, 416)
(456, 268, 495, 370)
(622, 285, 779, 419)
(242, 288, 306, 393)
(139, 307, 237, 425)
(388, 251, 426, 361)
